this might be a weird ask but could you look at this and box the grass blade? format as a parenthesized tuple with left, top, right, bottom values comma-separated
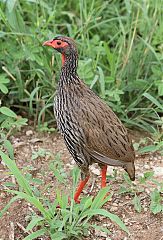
(7, 190, 52, 220)
(23, 229, 46, 240)
(0, 150, 33, 196)
(26, 216, 44, 231)
(143, 93, 163, 110)
(91, 187, 110, 209)
(0, 107, 17, 118)
(87, 209, 129, 233)
(0, 195, 21, 218)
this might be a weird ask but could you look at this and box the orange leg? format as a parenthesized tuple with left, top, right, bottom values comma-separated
(101, 165, 107, 188)
(74, 175, 90, 203)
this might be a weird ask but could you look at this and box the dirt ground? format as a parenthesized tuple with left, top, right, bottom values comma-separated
(0, 127, 163, 240)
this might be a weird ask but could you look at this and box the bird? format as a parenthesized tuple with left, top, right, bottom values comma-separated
(43, 36, 135, 203)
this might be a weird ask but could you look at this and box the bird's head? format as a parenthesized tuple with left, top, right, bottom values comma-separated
(43, 36, 78, 65)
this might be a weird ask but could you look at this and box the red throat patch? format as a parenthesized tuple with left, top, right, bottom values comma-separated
(62, 54, 66, 65)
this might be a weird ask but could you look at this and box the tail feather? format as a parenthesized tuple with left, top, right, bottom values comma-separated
(125, 162, 135, 181)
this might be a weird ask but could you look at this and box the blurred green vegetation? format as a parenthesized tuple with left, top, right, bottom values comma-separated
(0, 0, 163, 135)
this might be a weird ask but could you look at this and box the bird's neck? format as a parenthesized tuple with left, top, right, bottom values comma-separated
(59, 53, 79, 85)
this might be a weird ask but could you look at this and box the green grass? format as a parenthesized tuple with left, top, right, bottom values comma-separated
(1, 148, 163, 239)
(0, 150, 129, 239)
(0, 0, 162, 134)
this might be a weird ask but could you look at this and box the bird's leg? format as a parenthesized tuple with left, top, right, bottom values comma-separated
(74, 175, 90, 203)
(100, 165, 110, 202)
(101, 165, 107, 188)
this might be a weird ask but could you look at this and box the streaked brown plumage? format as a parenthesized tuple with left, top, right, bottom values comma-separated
(43, 36, 135, 202)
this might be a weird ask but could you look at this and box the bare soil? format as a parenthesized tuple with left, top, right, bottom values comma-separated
(0, 127, 163, 240)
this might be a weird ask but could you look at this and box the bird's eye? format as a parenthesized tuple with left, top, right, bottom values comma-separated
(56, 41, 61, 45)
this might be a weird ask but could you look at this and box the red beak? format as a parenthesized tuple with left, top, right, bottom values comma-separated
(42, 39, 54, 47)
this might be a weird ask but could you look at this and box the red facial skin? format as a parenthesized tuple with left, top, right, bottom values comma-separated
(43, 39, 68, 65)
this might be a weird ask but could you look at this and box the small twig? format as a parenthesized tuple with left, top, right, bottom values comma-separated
(9, 222, 14, 240)
(2, 66, 16, 81)
(89, 178, 96, 193)
(6, 126, 15, 139)
(28, 206, 35, 214)
(11, 175, 16, 184)
(121, 8, 140, 70)
(16, 222, 30, 234)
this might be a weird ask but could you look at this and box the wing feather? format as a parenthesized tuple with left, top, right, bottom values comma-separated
(77, 87, 135, 164)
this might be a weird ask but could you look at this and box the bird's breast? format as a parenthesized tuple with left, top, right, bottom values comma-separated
(54, 90, 80, 134)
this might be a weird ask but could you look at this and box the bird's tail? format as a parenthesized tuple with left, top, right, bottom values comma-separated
(125, 162, 135, 181)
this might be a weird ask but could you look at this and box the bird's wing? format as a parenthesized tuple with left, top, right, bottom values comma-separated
(78, 87, 135, 165)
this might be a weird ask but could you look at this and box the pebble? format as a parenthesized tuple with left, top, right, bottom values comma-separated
(158, 155, 162, 160)
(91, 167, 100, 176)
(110, 206, 118, 211)
(0, 192, 6, 198)
(135, 165, 140, 171)
(90, 164, 100, 175)
(144, 164, 150, 170)
(125, 195, 130, 200)
(144, 207, 148, 212)
(145, 188, 150, 194)
(153, 166, 163, 176)
(112, 202, 118, 206)
(107, 166, 115, 175)
(103, 223, 111, 227)
(71, 159, 75, 164)
(137, 173, 144, 178)
(26, 130, 33, 136)
(95, 229, 107, 237)
(124, 218, 129, 225)
(13, 141, 26, 148)
(149, 156, 154, 161)
(65, 163, 73, 169)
